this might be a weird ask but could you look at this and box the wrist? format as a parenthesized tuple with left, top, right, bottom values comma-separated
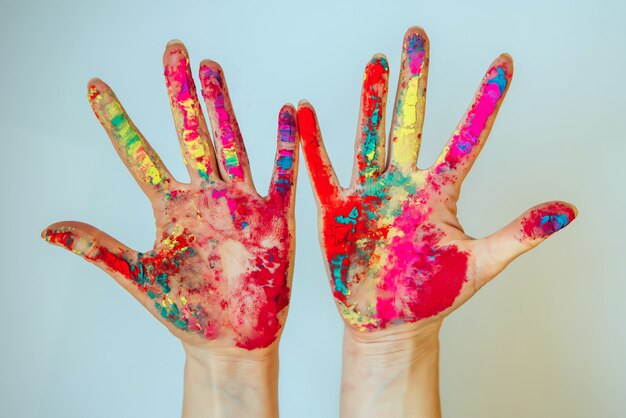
(343, 319, 442, 364)
(181, 342, 279, 418)
(340, 320, 442, 418)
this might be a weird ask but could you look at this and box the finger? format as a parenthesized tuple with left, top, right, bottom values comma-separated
(198, 60, 251, 184)
(163, 41, 219, 183)
(268, 104, 298, 206)
(297, 102, 342, 207)
(388, 27, 429, 170)
(472, 201, 578, 289)
(88, 78, 173, 195)
(352, 55, 389, 185)
(432, 54, 513, 186)
(41, 221, 154, 298)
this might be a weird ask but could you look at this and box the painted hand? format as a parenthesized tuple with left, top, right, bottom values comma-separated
(298, 27, 576, 332)
(42, 41, 298, 350)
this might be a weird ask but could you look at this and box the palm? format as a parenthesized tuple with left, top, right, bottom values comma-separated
(299, 27, 576, 332)
(43, 42, 298, 350)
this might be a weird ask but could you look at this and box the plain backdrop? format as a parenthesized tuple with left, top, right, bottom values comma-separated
(1, 0, 624, 417)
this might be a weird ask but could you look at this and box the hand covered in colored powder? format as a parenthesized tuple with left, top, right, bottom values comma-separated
(43, 41, 298, 350)
(299, 27, 577, 332)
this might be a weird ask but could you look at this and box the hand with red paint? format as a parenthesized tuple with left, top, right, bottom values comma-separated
(299, 27, 577, 417)
(42, 41, 298, 417)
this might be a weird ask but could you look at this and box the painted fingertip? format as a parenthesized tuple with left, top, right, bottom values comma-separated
(404, 26, 428, 39)
(402, 30, 428, 75)
(520, 201, 577, 241)
(278, 105, 297, 139)
(86, 77, 111, 102)
(296, 99, 314, 110)
(368, 53, 390, 70)
(493, 53, 514, 75)
(163, 40, 189, 64)
(41, 224, 92, 255)
(199, 59, 223, 78)
(279, 103, 297, 115)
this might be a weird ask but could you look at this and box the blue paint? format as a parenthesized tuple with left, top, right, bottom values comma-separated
(241, 221, 249, 230)
(488, 67, 508, 94)
(540, 213, 570, 232)
(336, 207, 359, 225)
(156, 273, 170, 293)
(330, 255, 350, 296)
(276, 155, 293, 171)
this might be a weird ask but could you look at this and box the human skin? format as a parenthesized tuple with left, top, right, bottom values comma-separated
(298, 27, 577, 418)
(42, 41, 299, 418)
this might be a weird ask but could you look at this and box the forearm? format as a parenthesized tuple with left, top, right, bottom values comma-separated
(340, 320, 442, 418)
(182, 343, 279, 418)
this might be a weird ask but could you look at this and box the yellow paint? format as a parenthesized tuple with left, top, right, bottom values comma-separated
(162, 224, 188, 251)
(391, 77, 425, 167)
(340, 302, 378, 331)
(95, 91, 164, 186)
(178, 97, 211, 177)
(180, 296, 188, 305)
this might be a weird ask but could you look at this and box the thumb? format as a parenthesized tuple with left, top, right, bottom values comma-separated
(473, 201, 578, 289)
(41, 221, 139, 288)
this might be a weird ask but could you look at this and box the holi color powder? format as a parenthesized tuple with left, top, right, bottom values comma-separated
(164, 45, 215, 182)
(46, 47, 297, 349)
(519, 202, 576, 241)
(45, 181, 294, 349)
(199, 64, 246, 181)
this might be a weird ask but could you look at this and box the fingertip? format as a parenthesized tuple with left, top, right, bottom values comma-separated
(520, 201, 577, 241)
(569, 202, 579, 219)
(368, 53, 390, 71)
(199, 59, 223, 77)
(297, 99, 314, 110)
(404, 26, 428, 41)
(278, 104, 297, 137)
(495, 53, 514, 75)
(279, 103, 297, 115)
(166, 38, 184, 47)
(163, 39, 188, 64)
(40, 226, 51, 241)
(297, 104, 316, 125)
(87, 77, 109, 100)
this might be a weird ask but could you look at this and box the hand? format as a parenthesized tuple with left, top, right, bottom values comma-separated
(42, 41, 299, 351)
(298, 27, 577, 334)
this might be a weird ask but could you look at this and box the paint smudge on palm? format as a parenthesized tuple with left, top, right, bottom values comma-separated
(44, 183, 293, 350)
(309, 162, 469, 331)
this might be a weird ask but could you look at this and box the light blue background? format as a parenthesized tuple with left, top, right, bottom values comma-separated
(1, 0, 624, 417)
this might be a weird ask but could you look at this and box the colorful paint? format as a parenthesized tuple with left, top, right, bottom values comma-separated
(355, 56, 388, 184)
(199, 62, 248, 181)
(88, 81, 171, 191)
(519, 202, 576, 241)
(163, 43, 216, 183)
(299, 28, 517, 331)
(389, 31, 428, 169)
(45, 42, 298, 350)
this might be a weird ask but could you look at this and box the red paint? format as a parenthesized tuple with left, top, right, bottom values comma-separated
(356, 58, 388, 183)
(520, 202, 576, 241)
(298, 106, 340, 205)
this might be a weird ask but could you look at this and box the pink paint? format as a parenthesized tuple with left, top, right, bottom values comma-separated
(435, 65, 509, 175)
(376, 201, 469, 327)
